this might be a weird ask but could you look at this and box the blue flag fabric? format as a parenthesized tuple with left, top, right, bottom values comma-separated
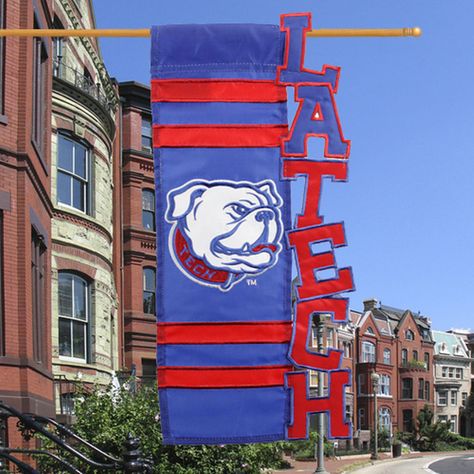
(151, 23, 293, 444)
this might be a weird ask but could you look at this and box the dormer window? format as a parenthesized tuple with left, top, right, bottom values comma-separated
(405, 330, 415, 341)
(366, 327, 375, 335)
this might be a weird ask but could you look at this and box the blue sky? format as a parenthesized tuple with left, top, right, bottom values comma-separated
(94, 1, 474, 330)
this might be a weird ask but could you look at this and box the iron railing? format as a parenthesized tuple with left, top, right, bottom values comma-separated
(53, 56, 114, 114)
(0, 401, 152, 473)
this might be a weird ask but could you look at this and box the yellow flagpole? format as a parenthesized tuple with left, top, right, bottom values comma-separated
(0, 27, 422, 38)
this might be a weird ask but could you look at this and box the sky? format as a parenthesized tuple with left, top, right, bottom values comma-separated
(93, 0, 474, 331)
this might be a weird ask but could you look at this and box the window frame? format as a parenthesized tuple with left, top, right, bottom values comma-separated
(402, 378, 413, 399)
(143, 267, 156, 315)
(383, 348, 391, 365)
(32, 228, 46, 363)
(58, 271, 90, 363)
(57, 133, 91, 214)
(32, 21, 48, 157)
(142, 189, 155, 231)
(451, 390, 458, 406)
(401, 348, 408, 365)
(405, 329, 415, 341)
(438, 390, 448, 406)
(361, 340, 376, 363)
(141, 115, 152, 152)
(379, 374, 391, 396)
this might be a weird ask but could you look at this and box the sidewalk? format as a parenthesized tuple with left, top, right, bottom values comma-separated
(271, 450, 474, 474)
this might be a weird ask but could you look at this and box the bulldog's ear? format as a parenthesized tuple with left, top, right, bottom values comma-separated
(257, 181, 282, 207)
(166, 183, 208, 221)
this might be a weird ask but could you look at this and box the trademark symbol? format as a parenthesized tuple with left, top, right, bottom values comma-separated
(247, 279, 257, 286)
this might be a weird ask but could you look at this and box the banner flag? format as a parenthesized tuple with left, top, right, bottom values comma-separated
(152, 12, 354, 445)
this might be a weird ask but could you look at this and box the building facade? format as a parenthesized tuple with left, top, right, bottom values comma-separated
(354, 299, 435, 436)
(433, 331, 472, 435)
(0, 0, 55, 448)
(50, 0, 121, 418)
(118, 81, 157, 382)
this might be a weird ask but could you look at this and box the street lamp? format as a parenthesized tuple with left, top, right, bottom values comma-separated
(314, 314, 331, 474)
(370, 372, 380, 461)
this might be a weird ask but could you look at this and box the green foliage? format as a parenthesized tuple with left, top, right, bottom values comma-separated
(37, 383, 287, 473)
(282, 431, 333, 460)
(370, 427, 390, 451)
(396, 405, 474, 452)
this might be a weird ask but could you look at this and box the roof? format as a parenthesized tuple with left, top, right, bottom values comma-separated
(366, 303, 434, 343)
(433, 330, 469, 358)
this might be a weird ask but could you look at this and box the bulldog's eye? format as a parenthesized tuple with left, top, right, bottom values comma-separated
(229, 204, 249, 217)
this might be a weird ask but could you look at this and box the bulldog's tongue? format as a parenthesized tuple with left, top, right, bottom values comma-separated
(251, 244, 277, 253)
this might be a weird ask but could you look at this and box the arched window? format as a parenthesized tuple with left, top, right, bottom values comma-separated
(143, 267, 156, 314)
(379, 375, 391, 396)
(405, 329, 415, 341)
(379, 407, 391, 431)
(57, 133, 90, 213)
(58, 272, 90, 361)
(142, 189, 155, 231)
(402, 348, 408, 365)
(383, 348, 391, 365)
(362, 341, 376, 363)
(413, 350, 418, 361)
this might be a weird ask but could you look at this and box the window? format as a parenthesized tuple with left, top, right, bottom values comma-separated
(311, 326, 317, 349)
(343, 341, 351, 358)
(142, 189, 155, 231)
(142, 358, 157, 385)
(405, 330, 415, 341)
(424, 352, 430, 370)
(57, 134, 90, 213)
(442, 366, 448, 378)
(450, 415, 457, 433)
(438, 390, 448, 406)
(413, 350, 418, 361)
(402, 349, 408, 365)
(402, 378, 413, 399)
(32, 229, 46, 363)
(403, 410, 413, 433)
(379, 407, 391, 431)
(448, 367, 454, 378)
(52, 16, 64, 77)
(32, 27, 48, 151)
(418, 378, 424, 399)
(362, 341, 376, 363)
(451, 390, 458, 406)
(379, 375, 390, 396)
(58, 272, 89, 361)
(0, 211, 3, 356)
(358, 374, 366, 395)
(141, 116, 152, 151)
(462, 392, 468, 406)
(383, 348, 391, 365)
(358, 408, 365, 430)
(455, 368, 463, 379)
(309, 369, 318, 388)
(0, 1, 5, 115)
(327, 328, 334, 348)
(438, 415, 448, 424)
(366, 326, 375, 335)
(425, 381, 430, 401)
(143, 267, 156, 314)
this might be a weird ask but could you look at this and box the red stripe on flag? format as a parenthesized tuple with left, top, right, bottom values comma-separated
(157, 365, 293, 388)
(153, 124, 288, 148)
(151, 79, 287, 103)
(157, 321, 292, 345)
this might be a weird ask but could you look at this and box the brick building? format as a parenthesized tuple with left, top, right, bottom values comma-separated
(49, 0, 122, 418)
(0, 0, 54, 448)
(118, 81, 157, 381)
(354, 299, 435, 436)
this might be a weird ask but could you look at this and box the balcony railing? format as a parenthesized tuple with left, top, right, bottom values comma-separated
(400, 359, 428, 371)
(53, 57, 114, 114)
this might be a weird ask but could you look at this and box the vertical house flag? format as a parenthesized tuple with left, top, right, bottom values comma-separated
(152, 12, 354, 445)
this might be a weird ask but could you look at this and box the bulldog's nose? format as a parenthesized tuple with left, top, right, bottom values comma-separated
(256, 210, 274, 222)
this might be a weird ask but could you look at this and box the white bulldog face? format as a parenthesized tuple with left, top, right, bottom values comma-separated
(166, 179, 284, 288)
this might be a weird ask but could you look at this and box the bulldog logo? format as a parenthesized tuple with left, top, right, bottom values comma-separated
(165, 179, 284, 291)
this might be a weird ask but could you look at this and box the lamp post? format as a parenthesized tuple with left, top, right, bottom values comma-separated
(370, 372, 380, 461)
(314, 314, 330, 474)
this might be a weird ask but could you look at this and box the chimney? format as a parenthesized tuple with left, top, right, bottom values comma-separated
(363, 298, 378, 311)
